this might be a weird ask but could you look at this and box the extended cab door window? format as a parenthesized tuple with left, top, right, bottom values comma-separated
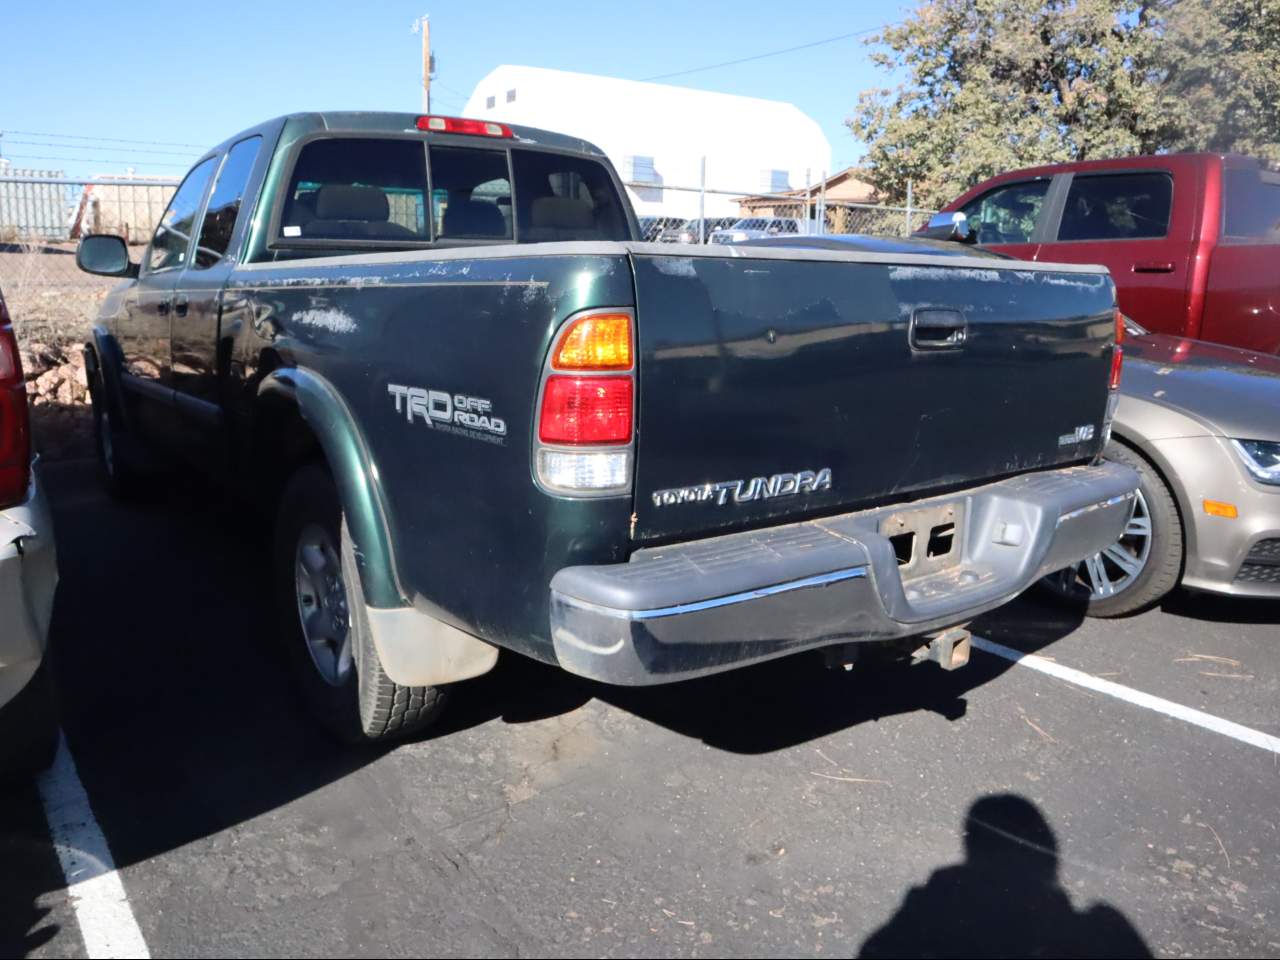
(1223, 167, 1280, 240)
(194, 136, 262, 268)
(147, 157, 218, 273)
(510, 149, 629, 242)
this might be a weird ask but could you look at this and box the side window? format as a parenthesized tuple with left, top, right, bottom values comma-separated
(1056, 172, 1173, 242)
(194, 136, 262, 268)
(511, 149, 629, 242)
(1223, 167, 1280, 240)
(428, 146, 512, 240)
(147, 157, 217, 273)
(959, 180, 1050, 245)
(281, 138, 428, 242)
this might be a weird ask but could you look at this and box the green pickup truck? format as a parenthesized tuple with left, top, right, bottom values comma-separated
(76, 112, 1137, 742)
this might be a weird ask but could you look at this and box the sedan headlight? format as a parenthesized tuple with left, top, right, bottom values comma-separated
(1232, 439, 1280, 485)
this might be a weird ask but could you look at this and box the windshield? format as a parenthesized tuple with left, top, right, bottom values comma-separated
(732, 218, 768, 231)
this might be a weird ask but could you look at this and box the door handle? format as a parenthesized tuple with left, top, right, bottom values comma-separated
(910, 309, 967, 349)
(173, 295, 189, 318)
(1132, 261, 1175, 274)
(156, 298, 171, 317)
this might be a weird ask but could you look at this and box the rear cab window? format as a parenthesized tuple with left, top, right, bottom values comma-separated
(1055, 172, 1173, 241)
(274, 136, 628, 253)
(281, 138, 429, 242)
(1223, 166, 1280, 241)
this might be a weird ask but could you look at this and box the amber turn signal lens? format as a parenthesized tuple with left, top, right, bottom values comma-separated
(1203, 499, 1239, 519)
(552, 313, 632, 370)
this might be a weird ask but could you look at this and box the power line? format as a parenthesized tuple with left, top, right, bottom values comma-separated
(0, 139, 199, 158)
(0, 129, 207, 149)
(640, 27, 879, 82)
(0, 153, 192, 169)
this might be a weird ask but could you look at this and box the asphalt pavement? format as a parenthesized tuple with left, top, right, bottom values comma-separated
(3, 459, 1278, 958)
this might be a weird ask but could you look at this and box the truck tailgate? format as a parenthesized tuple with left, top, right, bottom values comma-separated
(630, 248, 1116, 542)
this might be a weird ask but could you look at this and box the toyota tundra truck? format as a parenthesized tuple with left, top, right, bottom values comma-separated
(75, 112, 1137, 743)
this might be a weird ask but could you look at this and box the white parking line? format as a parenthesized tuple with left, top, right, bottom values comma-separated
(972, 635, 1280, 756)
(36, 731, 150, 959)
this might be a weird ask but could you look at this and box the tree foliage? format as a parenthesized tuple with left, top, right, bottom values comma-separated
(850, 0, 1280, 207)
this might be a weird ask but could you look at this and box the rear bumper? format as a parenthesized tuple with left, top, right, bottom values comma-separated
(0, 467, 59, 710)
(550, 461, 1138, 685)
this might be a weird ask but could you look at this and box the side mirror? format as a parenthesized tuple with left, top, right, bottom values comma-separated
(76, 234, 137, 278)
(920, 211, 977, 244)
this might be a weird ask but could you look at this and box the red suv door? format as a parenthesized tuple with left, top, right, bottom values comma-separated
(1033, 166, 1195, 336)
(1201, 162, 1280, 354)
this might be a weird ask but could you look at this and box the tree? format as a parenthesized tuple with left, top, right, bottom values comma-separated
(1159, 0, 1280, 164)
(849, 0, 1280, 208)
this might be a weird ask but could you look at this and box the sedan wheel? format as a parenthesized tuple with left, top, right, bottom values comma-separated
(1040, 441, 1183, 617)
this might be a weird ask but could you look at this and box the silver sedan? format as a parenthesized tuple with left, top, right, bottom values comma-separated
(1045, 318, 1280, 615)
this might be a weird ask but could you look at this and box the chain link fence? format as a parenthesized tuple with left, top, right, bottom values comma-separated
(0, 171, 175, 351)
(626, 181, 933, 243)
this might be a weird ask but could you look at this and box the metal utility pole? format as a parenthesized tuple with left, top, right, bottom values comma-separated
(413, 14, 432, 113)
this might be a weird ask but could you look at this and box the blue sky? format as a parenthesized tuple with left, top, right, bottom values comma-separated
(1, 0, 910, 180)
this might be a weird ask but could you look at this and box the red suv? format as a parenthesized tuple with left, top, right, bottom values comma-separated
(940, 154, 1280, 354)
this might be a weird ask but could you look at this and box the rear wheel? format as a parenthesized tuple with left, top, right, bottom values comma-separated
(274, 463, 448, 743)
(1041, 442, 1183, 617)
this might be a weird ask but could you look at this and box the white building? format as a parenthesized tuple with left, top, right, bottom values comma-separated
(461, 65, 833, 218)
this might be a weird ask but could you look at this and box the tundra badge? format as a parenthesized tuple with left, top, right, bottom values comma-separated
(651, 468, 832, 508)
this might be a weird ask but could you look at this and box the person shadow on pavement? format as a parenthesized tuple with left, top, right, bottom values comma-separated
(858, 793, 1152, 959)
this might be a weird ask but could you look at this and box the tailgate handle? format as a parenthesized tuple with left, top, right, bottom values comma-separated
(1132, 260, 1175, 274)
(910, 309, 967, 349)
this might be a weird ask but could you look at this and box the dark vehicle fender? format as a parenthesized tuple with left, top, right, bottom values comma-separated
(257, 366, 499, 687)
(83, 325, 128, 428)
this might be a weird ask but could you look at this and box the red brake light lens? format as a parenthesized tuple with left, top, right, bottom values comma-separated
(0, 321, 32, 508)
(1109, 308, 1125, 390)
(416, 116, 513, 138)
(539, 376, 632, 445)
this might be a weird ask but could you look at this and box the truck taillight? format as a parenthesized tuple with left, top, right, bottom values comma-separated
(539, 376, 633, 444)
(0, 313, 32, 509)
(535, 310, 635, 496)
(1109, 308, 1125, 391)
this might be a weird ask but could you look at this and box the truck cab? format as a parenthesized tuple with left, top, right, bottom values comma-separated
(942, 154, 1280, 355)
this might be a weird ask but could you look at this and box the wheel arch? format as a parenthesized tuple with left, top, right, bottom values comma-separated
(1107, 427, 1190, 581)
(82, 325, 129, 428)
(256, 367, 403, 608)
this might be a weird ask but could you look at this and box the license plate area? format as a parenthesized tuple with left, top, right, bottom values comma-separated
(878, 501, 965, 582)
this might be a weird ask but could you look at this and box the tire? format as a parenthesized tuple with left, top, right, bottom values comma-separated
(0, 660, 59, 780)
(273, 463, 447, 743)
(88, 364, 146, 501)
(1041, 441, 1183, 617)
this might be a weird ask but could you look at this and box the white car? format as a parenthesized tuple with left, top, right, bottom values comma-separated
(0, 288, 59, 776)
(709, 216, 817, 244)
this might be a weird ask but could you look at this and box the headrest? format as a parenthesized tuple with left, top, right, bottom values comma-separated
(530, 196, 594, 230)
(441, 199, 506, 238)
(314, 185, 390, 222)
